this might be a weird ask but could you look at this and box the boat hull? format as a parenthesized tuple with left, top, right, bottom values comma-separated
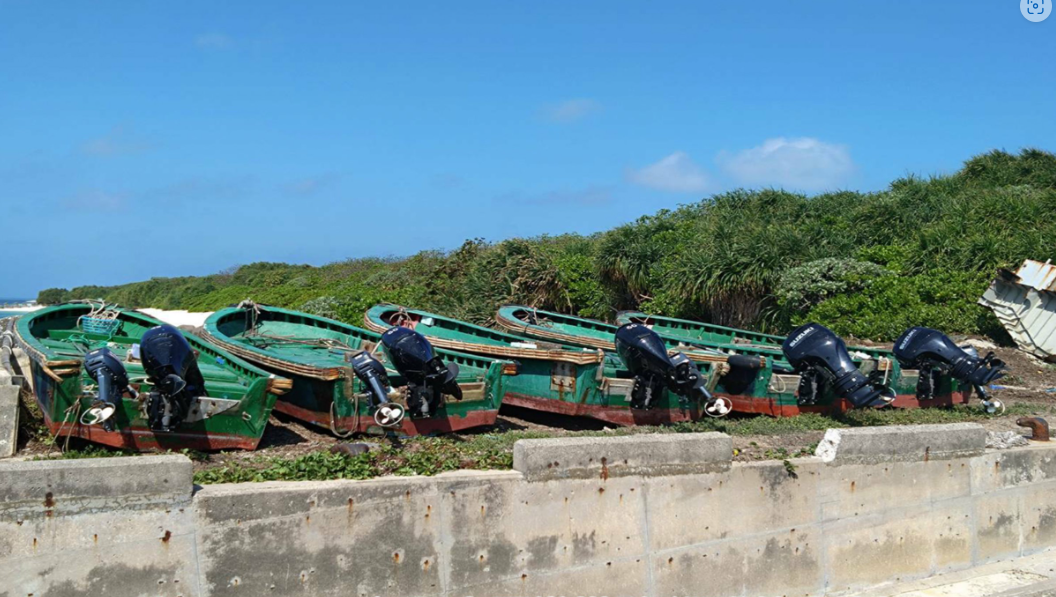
(27, 360, 273, 451)
(16, 304, 283, 452)
(203, 305, 510, 437)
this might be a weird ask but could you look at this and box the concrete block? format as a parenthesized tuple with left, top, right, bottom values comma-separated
(653, 527, 822, 597)
(644, 459, 820, 551)
(815, 423, 986, 465)
(825, 503, 973, 593)
(971, 445, 1056, 492)
(196, 477, 445, 597)
(439, 470, 646, 591)
(0, 455, 192, 513)
(456, 557, 649, 597)
(974, 491, 1023, 561)
(818, 458, 973, 521)
(0, 530, 200, 597)
(0, 384, 18, 458)
(513, 432, 731, 482)
(1021, 484, 1056, 553)
(0, 504, 194, 560)
(195, 474, 446, 526)
(14, 347, 33, 392)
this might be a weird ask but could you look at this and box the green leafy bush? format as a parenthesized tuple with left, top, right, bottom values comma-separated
(49, 149, 1056, 343)
(775, 258, 892, 314)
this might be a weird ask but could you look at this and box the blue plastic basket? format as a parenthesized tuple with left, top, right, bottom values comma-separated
(80, 317, 121, 335)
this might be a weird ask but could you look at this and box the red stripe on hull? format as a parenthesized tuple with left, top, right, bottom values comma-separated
(505, 388, 976, 425)
(43, 419, 262, 451)
(274, 400, 498, 437)
(503, 393, 699, 426)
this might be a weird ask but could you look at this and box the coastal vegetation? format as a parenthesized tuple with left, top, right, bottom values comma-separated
(37, 149, 1056, 342)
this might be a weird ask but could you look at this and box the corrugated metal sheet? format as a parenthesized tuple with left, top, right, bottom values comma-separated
(1010, 259, 1056, 291)
(979, 259, 1056, 361)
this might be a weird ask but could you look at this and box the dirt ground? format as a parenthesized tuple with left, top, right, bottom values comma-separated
(15, 346, 1056, 471)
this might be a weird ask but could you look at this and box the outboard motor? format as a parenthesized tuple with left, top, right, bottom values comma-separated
(82, 348, 135, 430)
(614, 323, 732, 417)
(380, 327, 461, 418)
(139, 324, 206, 432)
(349, 352, 406, 427)
(893, 327, 1007, 412)
(782, 323, 894, 408)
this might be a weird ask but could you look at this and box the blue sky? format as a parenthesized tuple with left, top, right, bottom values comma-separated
(1, 1, 1053, 298)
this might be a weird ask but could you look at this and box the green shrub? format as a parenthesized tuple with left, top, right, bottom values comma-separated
(36, 287, 69, 305)
(775, 258, 892, 314)
(801, 270, 994, 340)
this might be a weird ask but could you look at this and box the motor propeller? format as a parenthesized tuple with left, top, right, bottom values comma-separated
(893, 327, 1007, 412)
(380, 326, 462, 418)
(782, 323, 894, 408)
(614, 323, 732, 417)
(349, 351, 405, 427)
(82, 347, 136, 430)
(139, 324, 206, 432)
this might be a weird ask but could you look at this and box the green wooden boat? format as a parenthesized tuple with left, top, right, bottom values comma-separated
(617, 310, 786, 349)
(203, 304, 510, 437)
(616, 310, 894, 361)
(364, 304, 739, 425)
(496, 305, 975, 414)
(14, 302, 290, 451)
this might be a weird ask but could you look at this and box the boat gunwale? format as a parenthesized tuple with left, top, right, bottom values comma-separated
(364, 304, 606, 365)
(495, 305, 765, 367)
(616, 310, 897, 359)
(205, 305, 512, 382)
(15, 303, 286, 392)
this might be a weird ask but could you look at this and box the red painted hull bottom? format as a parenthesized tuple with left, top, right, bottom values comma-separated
(43, 419, 262, 451)
(274, 400, 499, 437)
(504, 389, 974, 425)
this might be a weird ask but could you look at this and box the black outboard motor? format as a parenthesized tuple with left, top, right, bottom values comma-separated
(140, 324, 206, 432)
(782, 323, 894, 408)
(82, 348, 135, 431)
(349, 351, 405, 426)
(614, 323, 731, 416)
(380, 326, 461, 418)
(893, 327, 1006, 411)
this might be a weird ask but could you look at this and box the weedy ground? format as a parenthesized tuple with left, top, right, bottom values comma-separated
(17, 348, 1056, 485)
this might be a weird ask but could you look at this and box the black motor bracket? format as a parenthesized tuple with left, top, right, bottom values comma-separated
(614, 323, 731, 416)
(893, 327, 1007, 411)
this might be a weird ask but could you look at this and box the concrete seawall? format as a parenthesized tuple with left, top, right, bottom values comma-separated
(2, 424, 1055, 596)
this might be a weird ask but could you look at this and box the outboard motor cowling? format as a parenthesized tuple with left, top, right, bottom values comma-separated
(893, 327, 1006, 411)
(614, 323, 731, 416)
(380, 327, 461, 418)
(782, 323, 894, 408)
(140, 324, 206, 432)
(82, 348, 134, 430)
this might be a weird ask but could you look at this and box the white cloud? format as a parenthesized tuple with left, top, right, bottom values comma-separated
(80, 127, 154, 157)
(718, 137, 854, 192)
(541, 99, 601, 123)
(626, 152, 712, 193)
(194, 33, 233, 50)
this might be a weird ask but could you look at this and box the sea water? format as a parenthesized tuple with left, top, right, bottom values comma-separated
(0, 297, 32, 319)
